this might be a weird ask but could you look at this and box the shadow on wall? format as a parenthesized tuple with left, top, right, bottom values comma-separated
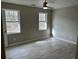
(52, 6, 78, 44)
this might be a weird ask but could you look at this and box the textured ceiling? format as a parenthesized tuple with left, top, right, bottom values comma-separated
(1, 0, 78, 9)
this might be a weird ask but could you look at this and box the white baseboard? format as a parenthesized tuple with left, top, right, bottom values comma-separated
(54, 37, 76, 45)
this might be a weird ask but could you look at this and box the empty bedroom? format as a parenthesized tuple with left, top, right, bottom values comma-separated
(1, 0, 78, 59)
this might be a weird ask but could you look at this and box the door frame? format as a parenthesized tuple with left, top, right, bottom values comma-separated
(1, 13, 6, 59)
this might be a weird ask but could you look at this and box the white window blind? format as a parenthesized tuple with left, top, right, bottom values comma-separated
(4, 9, 21, 34)
(39, 12, 47, 30)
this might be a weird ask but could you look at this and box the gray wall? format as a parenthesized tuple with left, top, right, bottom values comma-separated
(52, 6, 78, 43)
(2, 2, 52, 46)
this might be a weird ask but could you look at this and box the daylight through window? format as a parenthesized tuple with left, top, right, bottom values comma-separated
(4, 9, 21, 34)
(39, 12, 47, 30)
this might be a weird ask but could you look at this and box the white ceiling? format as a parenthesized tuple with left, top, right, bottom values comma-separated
(1, 0, 78, 9)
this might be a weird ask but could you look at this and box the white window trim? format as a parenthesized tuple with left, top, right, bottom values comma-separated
(39, 12, 48, 31)
(2, 9, 21, 35)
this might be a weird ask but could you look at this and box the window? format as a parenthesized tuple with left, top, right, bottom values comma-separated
(4, 9, 21, 34)
(39, 12, 47, 30)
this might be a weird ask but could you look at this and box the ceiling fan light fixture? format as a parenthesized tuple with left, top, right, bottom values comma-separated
(43, 0, 48, 9)
(43, 7, 48, 9)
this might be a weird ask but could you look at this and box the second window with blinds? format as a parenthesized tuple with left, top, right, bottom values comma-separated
(39, 12, 47, 30)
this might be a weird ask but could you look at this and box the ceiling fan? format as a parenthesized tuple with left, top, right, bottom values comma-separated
(43, 0, 48, 9)
(43, 0, 56, 9)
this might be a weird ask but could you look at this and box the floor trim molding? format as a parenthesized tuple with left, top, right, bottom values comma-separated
(54, 37, 76, 45)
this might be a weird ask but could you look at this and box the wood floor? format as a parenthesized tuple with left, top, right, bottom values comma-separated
(6, 38, 77, 59)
